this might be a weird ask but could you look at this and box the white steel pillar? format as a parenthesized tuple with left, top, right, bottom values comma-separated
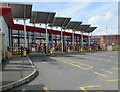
(72, 30, 74, 48)
(88, 32, 90, 46)
(81, 32, 83, 48)
(45, 24, 48, 54)
(24, 5, 27, 47)
(61, 28, 63, 53)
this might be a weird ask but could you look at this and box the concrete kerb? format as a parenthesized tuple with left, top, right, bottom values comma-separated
(0, 56, 38, 91)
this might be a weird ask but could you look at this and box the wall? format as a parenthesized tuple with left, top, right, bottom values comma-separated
(92, 35, 120, 50)
(0, 16, 9, 60)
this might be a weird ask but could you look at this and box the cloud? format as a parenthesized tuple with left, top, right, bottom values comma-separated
(88, 11, 118, 35)
(88, 12, 116, 25)
(55, 2, 91, 18)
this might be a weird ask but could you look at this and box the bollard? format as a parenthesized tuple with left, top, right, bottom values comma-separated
(79, 47, 83, 52)
(87, 47, 91, 52)
(96, 47, 98, 51)
(89, 47, 91, 52)
(50, 49, 53, 55)
(23, 47, 27, 57)
(68, 48, 70, 53)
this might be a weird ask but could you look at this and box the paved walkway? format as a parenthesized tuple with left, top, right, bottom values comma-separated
(1, 55, 37, 91)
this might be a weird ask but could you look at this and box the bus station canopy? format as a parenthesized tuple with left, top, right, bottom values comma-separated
(8, 3, 32, 19)
(49, 17, 71, 28)
(66, 21, 82, 30)
(84, 27, 97, 33)
(30, 11, 56, 24)
(76, 25, 90, 32)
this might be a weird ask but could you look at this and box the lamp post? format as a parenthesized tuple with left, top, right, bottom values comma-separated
(106, 27, 108, 50)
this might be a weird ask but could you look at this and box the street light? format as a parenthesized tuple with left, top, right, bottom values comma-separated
(106, 27, 108, 50)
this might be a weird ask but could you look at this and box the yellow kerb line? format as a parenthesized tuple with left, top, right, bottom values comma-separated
(43, 87, 49, 92)
(80, 85, 100, 92)
(94, 72, 108, 78)
(100, 69, 112, 74)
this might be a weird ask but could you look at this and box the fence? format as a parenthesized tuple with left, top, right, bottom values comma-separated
(8, 44, 22, 55)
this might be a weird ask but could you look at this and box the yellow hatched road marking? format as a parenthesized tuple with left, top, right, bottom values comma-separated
(58, 57, 93, 69)
(105, 79, 120, 82)
(43, 87, 49, 92)
(80, 85, 100, 92)
(100, 69, 112, 74)
(94, 72, 108, 78)
(54, 57, 93, 70)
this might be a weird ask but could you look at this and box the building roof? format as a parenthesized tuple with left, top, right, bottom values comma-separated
(0, 6, 88, 38)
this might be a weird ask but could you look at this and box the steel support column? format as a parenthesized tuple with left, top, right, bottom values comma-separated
(24, 5, 27, 48)
(45, 24, 48, 54)
(61, 28, 63, 53)
(88, 33, 90, 46)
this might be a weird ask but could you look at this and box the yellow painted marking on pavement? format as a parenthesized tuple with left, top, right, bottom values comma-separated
(112, 67, 120, 70)
(59, 57, 93, 70)
(43, 87, 49, 92)
(101, 69, 112, 74)
(80, 85, 100, 92)
(99, 58, 102, 61)
(93, 54, 96, 55)
(94, 72, 108, 78)
(104, 55, 106, 57)
(105, 79, 120, 82)
(22, 89, 26, 92)
(54, 57, 93, 70)
(80, 87, 87, 92)
(107, 60, 111, 62)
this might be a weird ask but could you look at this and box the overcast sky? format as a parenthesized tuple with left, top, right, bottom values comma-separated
(1, 0, 119, 35)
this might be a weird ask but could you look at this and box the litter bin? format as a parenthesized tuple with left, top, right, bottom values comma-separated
(23, 47, 27, 57)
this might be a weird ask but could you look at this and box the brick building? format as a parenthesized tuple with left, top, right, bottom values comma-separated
(91, 35, 120, 50)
